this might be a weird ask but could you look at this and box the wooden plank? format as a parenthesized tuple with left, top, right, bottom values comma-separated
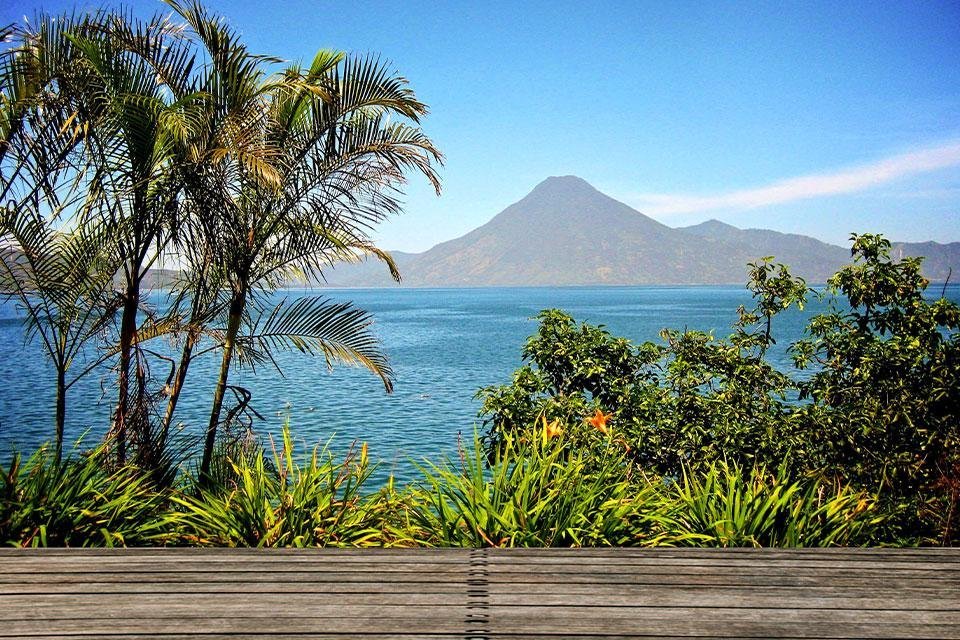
(3, 593, 958, 617)
(0, 581, 471, 596)
(3, 572, 953, 592)
(0, 593, 469, 609)
(0, 562, 960, 585)
(1, 571, 470, 585)
(3, 603, 472, 621)
(4, 547, 957, 559)
(0, 561, 469, 574)
(3, 615, 958, 640)
(483, 563, 960, 576)
(2, 548, 958, 639)
(4, 583, 955, 606)
(488, 547, 960, 556)
(483, 606, 960, 624)
(0, 617, 472, 637)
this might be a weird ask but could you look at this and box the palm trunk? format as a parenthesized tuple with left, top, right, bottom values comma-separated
(159, 329, 197, 452)
(55, 368, 66, 465)
(161, 251, 211, 448)
(200, 290, 246, 477)
(114, 283, 139, 464)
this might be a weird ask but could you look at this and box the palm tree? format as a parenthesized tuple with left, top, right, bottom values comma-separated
(63, 10, 203, 463)
(149, 0, 280, 450)
(166, 2, 442, 476)
(3, 2, 443, 476)
(0, 14, 121, 462)
(0, 215, 119, 463)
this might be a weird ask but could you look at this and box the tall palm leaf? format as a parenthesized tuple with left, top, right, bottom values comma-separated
(0, 211, 120, 462)
(64, 11, 202, 463)
(0, 13, 123, 463)
(238, 295, 393, 390)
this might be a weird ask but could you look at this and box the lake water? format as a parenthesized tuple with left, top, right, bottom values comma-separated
(2, 285, 957, 484)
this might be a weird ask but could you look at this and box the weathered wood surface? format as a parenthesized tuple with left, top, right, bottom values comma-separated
(0, 548, 957, 639)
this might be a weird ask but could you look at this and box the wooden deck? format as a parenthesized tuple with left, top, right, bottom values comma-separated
(0, 548, 957, 639)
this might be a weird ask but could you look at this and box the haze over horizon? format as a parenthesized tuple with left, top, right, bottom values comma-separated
(6, 0, 959, 251)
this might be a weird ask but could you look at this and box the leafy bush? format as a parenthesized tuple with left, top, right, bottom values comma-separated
(480, 235, 960, 544)
(411, 429, 652, 547)
(645, 462, 880, 547)
(169, 426, 389, 547)
(480, 258, 809, 479)
(793, 234, 960, 542)
(0, 447, 166, 547)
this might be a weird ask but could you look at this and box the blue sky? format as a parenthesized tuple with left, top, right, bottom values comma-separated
(6, 0, 960, 251)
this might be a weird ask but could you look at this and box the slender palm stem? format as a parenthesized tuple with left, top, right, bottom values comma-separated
(55, 368, 66, 464)
(160, 254, 214, 449)
(160, 330, 197, 452)
(113, 280, 140, 464)
(200, 287, 246, 477)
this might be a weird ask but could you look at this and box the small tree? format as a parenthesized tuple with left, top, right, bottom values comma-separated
(0, 15, 120, 462)
(792, 233, 960, 542)
(480, 258, 809, 477)
(0, 213, 119, 463)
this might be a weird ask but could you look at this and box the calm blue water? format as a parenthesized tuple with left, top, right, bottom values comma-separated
(2, 285, 957, 484)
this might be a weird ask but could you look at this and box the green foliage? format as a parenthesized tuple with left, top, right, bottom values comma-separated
(411, 431, 650, 547)
(0, 447, 166, 547)
(2, 2, 439, 478)
(480, 258, 810, 478)
(0, 431, 888, 549)
(793, 234, 960, 542)
(646, 462, 880, 547)
(169, 426, 388, 547)
(480, 238, 960, 544)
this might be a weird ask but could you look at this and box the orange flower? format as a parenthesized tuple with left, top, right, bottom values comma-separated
(543, 416, 563, 440)
(587, 408, 612, 434)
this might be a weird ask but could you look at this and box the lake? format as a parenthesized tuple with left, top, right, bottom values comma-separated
(2, 285, 957, 484)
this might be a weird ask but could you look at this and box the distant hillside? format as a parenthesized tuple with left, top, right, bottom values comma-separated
(889, 241, 960, 283)
(679, 220, 850, 283)
(403, 176, 756, 285)
(322, 176, 960, 286)
(141, 269, 181, 289)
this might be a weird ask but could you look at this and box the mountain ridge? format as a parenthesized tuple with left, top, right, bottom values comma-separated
(321, 176, 960, 287)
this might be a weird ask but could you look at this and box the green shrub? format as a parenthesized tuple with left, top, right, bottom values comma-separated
(411, 429, 652, 547)
(168, 426, 387, 547)
(0, 446, 166, 547)
(480, 236, 960, 544)
(480, 259, 809, 480)
(793, 234, 960, 543)
(646, 461, 881, 547)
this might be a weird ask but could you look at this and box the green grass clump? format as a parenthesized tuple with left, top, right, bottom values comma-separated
(0, 427, 887, 548)
(168, 427, 391, 547)
(0, 446, 166, 547)
(410, 431, 652, 547)
(646, 462, 882, 547)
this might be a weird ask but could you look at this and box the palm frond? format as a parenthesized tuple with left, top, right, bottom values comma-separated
(238, 296, 393, 392)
